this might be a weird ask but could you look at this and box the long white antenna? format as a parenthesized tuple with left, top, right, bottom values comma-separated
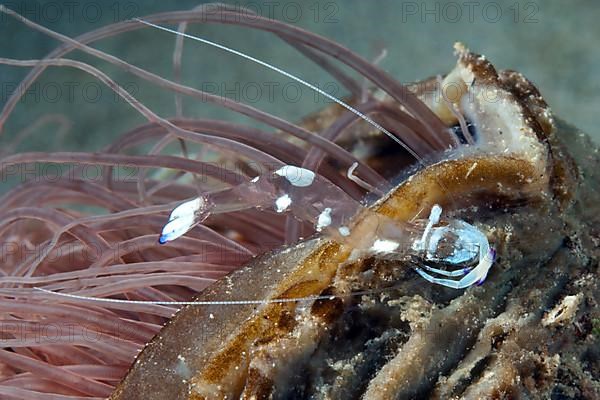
(35, 286, 393, 306)
(134, 18, 423, 162)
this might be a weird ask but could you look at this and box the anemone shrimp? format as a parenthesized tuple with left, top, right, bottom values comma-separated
(0, 4, 598, 400)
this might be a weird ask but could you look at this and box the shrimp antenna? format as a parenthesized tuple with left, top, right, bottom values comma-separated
(134, 18, 425, 164)
(35, 285, 397, 306)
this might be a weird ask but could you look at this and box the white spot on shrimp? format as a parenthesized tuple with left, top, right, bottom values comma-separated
(371, 239, 400, 253)
(316, 207, 332, 231)
(338, 226, 350, 237)
(429, 204, 442, 224)
(250, 176, 259, 183)
(274, 165, 315, 187)
(172, 198, 202, 219)
(275, 194, 292, 213)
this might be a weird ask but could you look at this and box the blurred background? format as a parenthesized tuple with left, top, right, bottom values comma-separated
(1, 0, 598, 156)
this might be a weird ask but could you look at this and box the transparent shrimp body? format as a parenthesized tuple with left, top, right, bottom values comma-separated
(159, 165, 495, 289)
(159, 165, 361, 243)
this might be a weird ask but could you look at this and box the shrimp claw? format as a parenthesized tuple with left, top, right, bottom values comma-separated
(412, 206, 496, 289)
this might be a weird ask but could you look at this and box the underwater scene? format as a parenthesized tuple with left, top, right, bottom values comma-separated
(0, 1, 598, 399)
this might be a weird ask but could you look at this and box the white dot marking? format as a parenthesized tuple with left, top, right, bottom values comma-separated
(274, 165, 315, 187)
(316, 207, 332, 231)
(275, 194, 292, 213)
